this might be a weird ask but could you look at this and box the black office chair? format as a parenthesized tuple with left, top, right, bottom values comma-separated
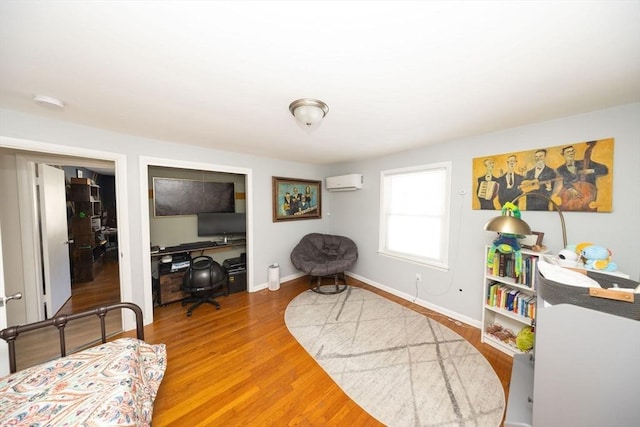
(181, 256, 228, 316)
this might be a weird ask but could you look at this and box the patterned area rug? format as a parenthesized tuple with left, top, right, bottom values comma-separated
(285, 287, 505, 426)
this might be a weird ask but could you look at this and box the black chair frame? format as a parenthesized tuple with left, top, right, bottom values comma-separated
(181, 256, 228, 316)
(309, 271, 349, 295)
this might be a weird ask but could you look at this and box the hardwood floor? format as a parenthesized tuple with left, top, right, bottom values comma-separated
(58, 258, 122, 314)
(12, 260, 122, 371)
(55, 262, 514, 425)
(141, 278, 512, 425)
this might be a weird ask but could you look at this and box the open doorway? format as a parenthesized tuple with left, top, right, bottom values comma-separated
(18, 160, 121, 370)
(147, 166, 247, 311)
(56, 165, 120, 315)
(0, 141, 130, 371)
(138, 156, 253, 324)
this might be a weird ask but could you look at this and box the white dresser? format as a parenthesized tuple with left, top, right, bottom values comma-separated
(505, 270, 640, 426)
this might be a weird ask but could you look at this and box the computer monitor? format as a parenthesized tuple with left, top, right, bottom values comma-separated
(197, 212, 246, 237)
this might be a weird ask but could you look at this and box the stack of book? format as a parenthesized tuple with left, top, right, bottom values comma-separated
(487, 282, 536, 320)
(488, 251, 537, 288)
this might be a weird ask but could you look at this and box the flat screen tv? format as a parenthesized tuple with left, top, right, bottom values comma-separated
(197, 212, 246, 237)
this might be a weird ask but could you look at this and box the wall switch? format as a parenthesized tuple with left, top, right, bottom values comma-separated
(416, 273, 421, 282)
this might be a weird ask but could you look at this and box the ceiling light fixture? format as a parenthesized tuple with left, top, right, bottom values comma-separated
(33, 94, 65, 110)
(289, 98, 329, 129)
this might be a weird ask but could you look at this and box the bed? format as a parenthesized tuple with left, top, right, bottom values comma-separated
(0, 302, 166, 426)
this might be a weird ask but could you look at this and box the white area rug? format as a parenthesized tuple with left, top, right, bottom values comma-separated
(285, 287, 505, 426)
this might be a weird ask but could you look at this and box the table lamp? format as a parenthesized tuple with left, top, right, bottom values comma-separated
(484, 193, 567, 249)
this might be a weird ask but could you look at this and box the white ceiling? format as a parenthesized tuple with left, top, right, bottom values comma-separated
(1, 1, 639, 165)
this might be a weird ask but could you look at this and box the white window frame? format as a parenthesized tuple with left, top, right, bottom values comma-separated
(378, 162, 451, 270)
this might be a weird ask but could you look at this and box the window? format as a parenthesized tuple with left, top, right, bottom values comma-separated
(379, 162, 451, 269)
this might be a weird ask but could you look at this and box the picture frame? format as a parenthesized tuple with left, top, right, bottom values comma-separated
(471, 138, 614, 212)
(272, 176, 321, 222)
(519, 231, 544, 250)
(76, 169, 83, 178)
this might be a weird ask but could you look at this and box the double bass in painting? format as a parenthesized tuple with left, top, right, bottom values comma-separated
(555, 141, 609, 211)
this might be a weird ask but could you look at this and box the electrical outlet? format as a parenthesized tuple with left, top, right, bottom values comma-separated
(416, 273, 421, 282)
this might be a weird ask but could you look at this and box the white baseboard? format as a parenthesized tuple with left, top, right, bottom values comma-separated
(267, 271, 481, 330)
(252, 271, 306, 292)
(346, 272, 481, 329)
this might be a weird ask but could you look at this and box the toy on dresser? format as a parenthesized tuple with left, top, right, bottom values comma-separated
(576, 242, 618, 272)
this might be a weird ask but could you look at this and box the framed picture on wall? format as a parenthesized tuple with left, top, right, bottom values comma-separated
(519, 231, 544, 250)
(471, 138, 614, 212)
(272, 177, 321, 222)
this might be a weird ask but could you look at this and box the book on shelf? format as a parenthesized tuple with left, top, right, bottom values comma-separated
(487, 250, 537, 288)
(487, 282, 536, 320)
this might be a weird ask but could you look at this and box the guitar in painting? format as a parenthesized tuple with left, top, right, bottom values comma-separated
(518, 177, 565, 193)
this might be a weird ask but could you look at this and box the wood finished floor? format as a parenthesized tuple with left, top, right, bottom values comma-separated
(11, 260, 122, 371)
(58, 258, 122, 315)
(70, 263, 513, 426)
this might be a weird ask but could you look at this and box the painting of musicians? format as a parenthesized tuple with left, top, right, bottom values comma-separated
(472, 138, 614, 212)
(272, 177, 322, 221)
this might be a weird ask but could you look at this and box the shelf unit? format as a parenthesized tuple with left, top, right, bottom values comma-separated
(69, 180, 105, 283)
(70, 182, 102, 218)
(481, 245, 541, 356)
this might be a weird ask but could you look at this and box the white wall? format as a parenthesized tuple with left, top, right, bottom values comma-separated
(1, 103, 638, 327)
(0, 151, 26, 324)
(0, 108, 331, 324)
(327, 103, 640, 323)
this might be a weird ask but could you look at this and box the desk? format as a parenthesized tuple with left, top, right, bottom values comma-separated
(151, 239, 246, 257)
(152, 240, 246, 306)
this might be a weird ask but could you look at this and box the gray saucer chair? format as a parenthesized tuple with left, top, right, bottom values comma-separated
(290, 233, 358, 294)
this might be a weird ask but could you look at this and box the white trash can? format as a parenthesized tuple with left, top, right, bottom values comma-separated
(268, 263, 280, 291)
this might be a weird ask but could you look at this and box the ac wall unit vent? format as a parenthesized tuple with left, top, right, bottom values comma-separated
(326, 174, 363, 192)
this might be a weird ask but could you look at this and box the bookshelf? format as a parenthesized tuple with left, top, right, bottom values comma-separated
(69, 179, 105, 283)
(481, 245, 542, 356)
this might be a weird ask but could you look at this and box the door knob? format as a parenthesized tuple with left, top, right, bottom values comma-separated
(0, 292, 22, 308)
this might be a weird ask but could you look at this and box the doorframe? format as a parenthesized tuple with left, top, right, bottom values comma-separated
(139, 156, 253, 323)
(15, 159, 43, 322)
(0, 223, 9, 377)
(0, 136, 135, 330)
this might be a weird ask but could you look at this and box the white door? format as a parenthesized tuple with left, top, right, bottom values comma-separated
(40, 165, 72, 316)
(0, 225, 23, 376)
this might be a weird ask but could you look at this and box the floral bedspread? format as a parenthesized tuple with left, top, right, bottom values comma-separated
(0, 338, 166, 426)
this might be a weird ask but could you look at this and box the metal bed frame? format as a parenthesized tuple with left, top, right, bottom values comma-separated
(0, 302, 144, 374)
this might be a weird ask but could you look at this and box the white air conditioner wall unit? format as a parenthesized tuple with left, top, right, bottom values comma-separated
(326, 174, 363, 191)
